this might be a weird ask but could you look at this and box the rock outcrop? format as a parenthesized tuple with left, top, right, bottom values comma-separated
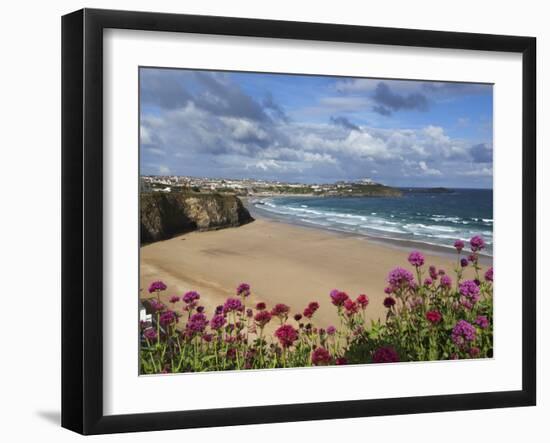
(140, 192, 254, 244)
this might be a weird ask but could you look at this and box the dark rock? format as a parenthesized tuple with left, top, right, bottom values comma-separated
(140, 192, 254, 244)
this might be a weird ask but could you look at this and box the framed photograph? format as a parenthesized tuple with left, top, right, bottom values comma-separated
(62, 8, 536, 435)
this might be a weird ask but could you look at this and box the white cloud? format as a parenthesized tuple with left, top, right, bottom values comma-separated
(460, 167, 493, 177)
(418, 161, 442, 176)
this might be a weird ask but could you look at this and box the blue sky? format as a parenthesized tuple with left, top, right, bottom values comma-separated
(140, 68, 493, 188)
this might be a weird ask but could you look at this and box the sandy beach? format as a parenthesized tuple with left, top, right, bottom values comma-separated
(140, 215, 491, 328)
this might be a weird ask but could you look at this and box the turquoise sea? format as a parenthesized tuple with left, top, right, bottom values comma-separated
(249, 188, 493, 255)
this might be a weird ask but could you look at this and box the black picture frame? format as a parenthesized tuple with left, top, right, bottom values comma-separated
(61, 8, 537, 435)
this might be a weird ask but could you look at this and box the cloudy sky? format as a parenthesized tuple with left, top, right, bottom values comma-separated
(140, 68, 493, 188)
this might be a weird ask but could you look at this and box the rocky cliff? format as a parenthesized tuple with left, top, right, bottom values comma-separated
(140, 192, 254, 244)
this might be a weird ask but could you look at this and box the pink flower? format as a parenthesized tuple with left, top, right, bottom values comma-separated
(271, 303, 290, 319)
(143, 328, 157, 341)
(159, 310, 177, 326)
(408, 251, 425, 267)
(485, 267, 493, 282)
(475, 315, 489, 329)
(387, 267, 414, 289)
(311, 347, 331, 366)
(169, 295, 180, 304)
(459, 280, 480, 303)
(454, 239, 465, 252)
(303, 301, 320, 318)
(344, 299, 359, 315)
(451, 320, 476, 347)
(469, 347, 481, 358)
(440, 275, 452, 289)
(236, 282, 251, 297)
(274, 324, 298, 348)
(372, 346, 399, 363)
(470, 235, 486, 252)
(183, 291, 200, 304)
(148, 280, 167, 294)
(426, 310, 442, 324)
(330, 289, 349, 307)
(254, 310, 272, 327)
(149, 299, 166, 312)
(223, 297, 243, 313)
(210, 314, 226, 330)
(356, 294, 369, 308)
(186, 313, 208, 333)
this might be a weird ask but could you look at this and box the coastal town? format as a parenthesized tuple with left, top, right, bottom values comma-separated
(140, 175, 402, 197)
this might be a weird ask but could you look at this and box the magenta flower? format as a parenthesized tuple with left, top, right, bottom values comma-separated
(271, 303, 290, 318)
(311, 347, 331, 366)
(308, 301, 320, 311)
(236, 282, 251, 297)
(159, 310, 177, 327)
(470, 235, 486, 252)
(149, 299, 166, 312)
(335, 357, 348, 365)
(255, 302, 266, 311)
(330, 289, 350, 307)
(440, 274, 452, 289)
(223, 297, 243, 313)
(383, 296, 396, 308)
(387, 267, 414, 289)
(451, 320, 476, 346)
(429, 265, 438, 280)
(459, 280, 480, 303)
(475, 315, 489, 329)
(485, 267, 493, 282)
(408, 251, 425, 267)
(460, 258, 468, 267)
(210, 314, 226, 330)
(469, 347, 481, 358)
(293, 313, 303, 322)
(424, 277, 433, 286)
(303, 307, 314, 318)
(254, 310, 272, 327)
(357, 294, 369, 308)
(344, 299, 359, 315)
(143, 328, 157, 341)
(274, 324, 298, 348)
(426, 310, 442, 324)
(454, 239, 465, 252)
(186, 312, 208, 333)
(183, 291, 200, 304)
(304, 301, 320, 318)
(326, 325, 336, 336)
(168, 295, 180, 304)
(372, 346, 400, 363)
(148, 280, 167, 294)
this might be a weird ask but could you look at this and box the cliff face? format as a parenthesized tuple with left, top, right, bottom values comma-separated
(140, 192, 254, 244)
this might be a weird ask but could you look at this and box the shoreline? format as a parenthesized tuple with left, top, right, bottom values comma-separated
(243, 196, 493, 265)
(140, 216, 492, 329)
